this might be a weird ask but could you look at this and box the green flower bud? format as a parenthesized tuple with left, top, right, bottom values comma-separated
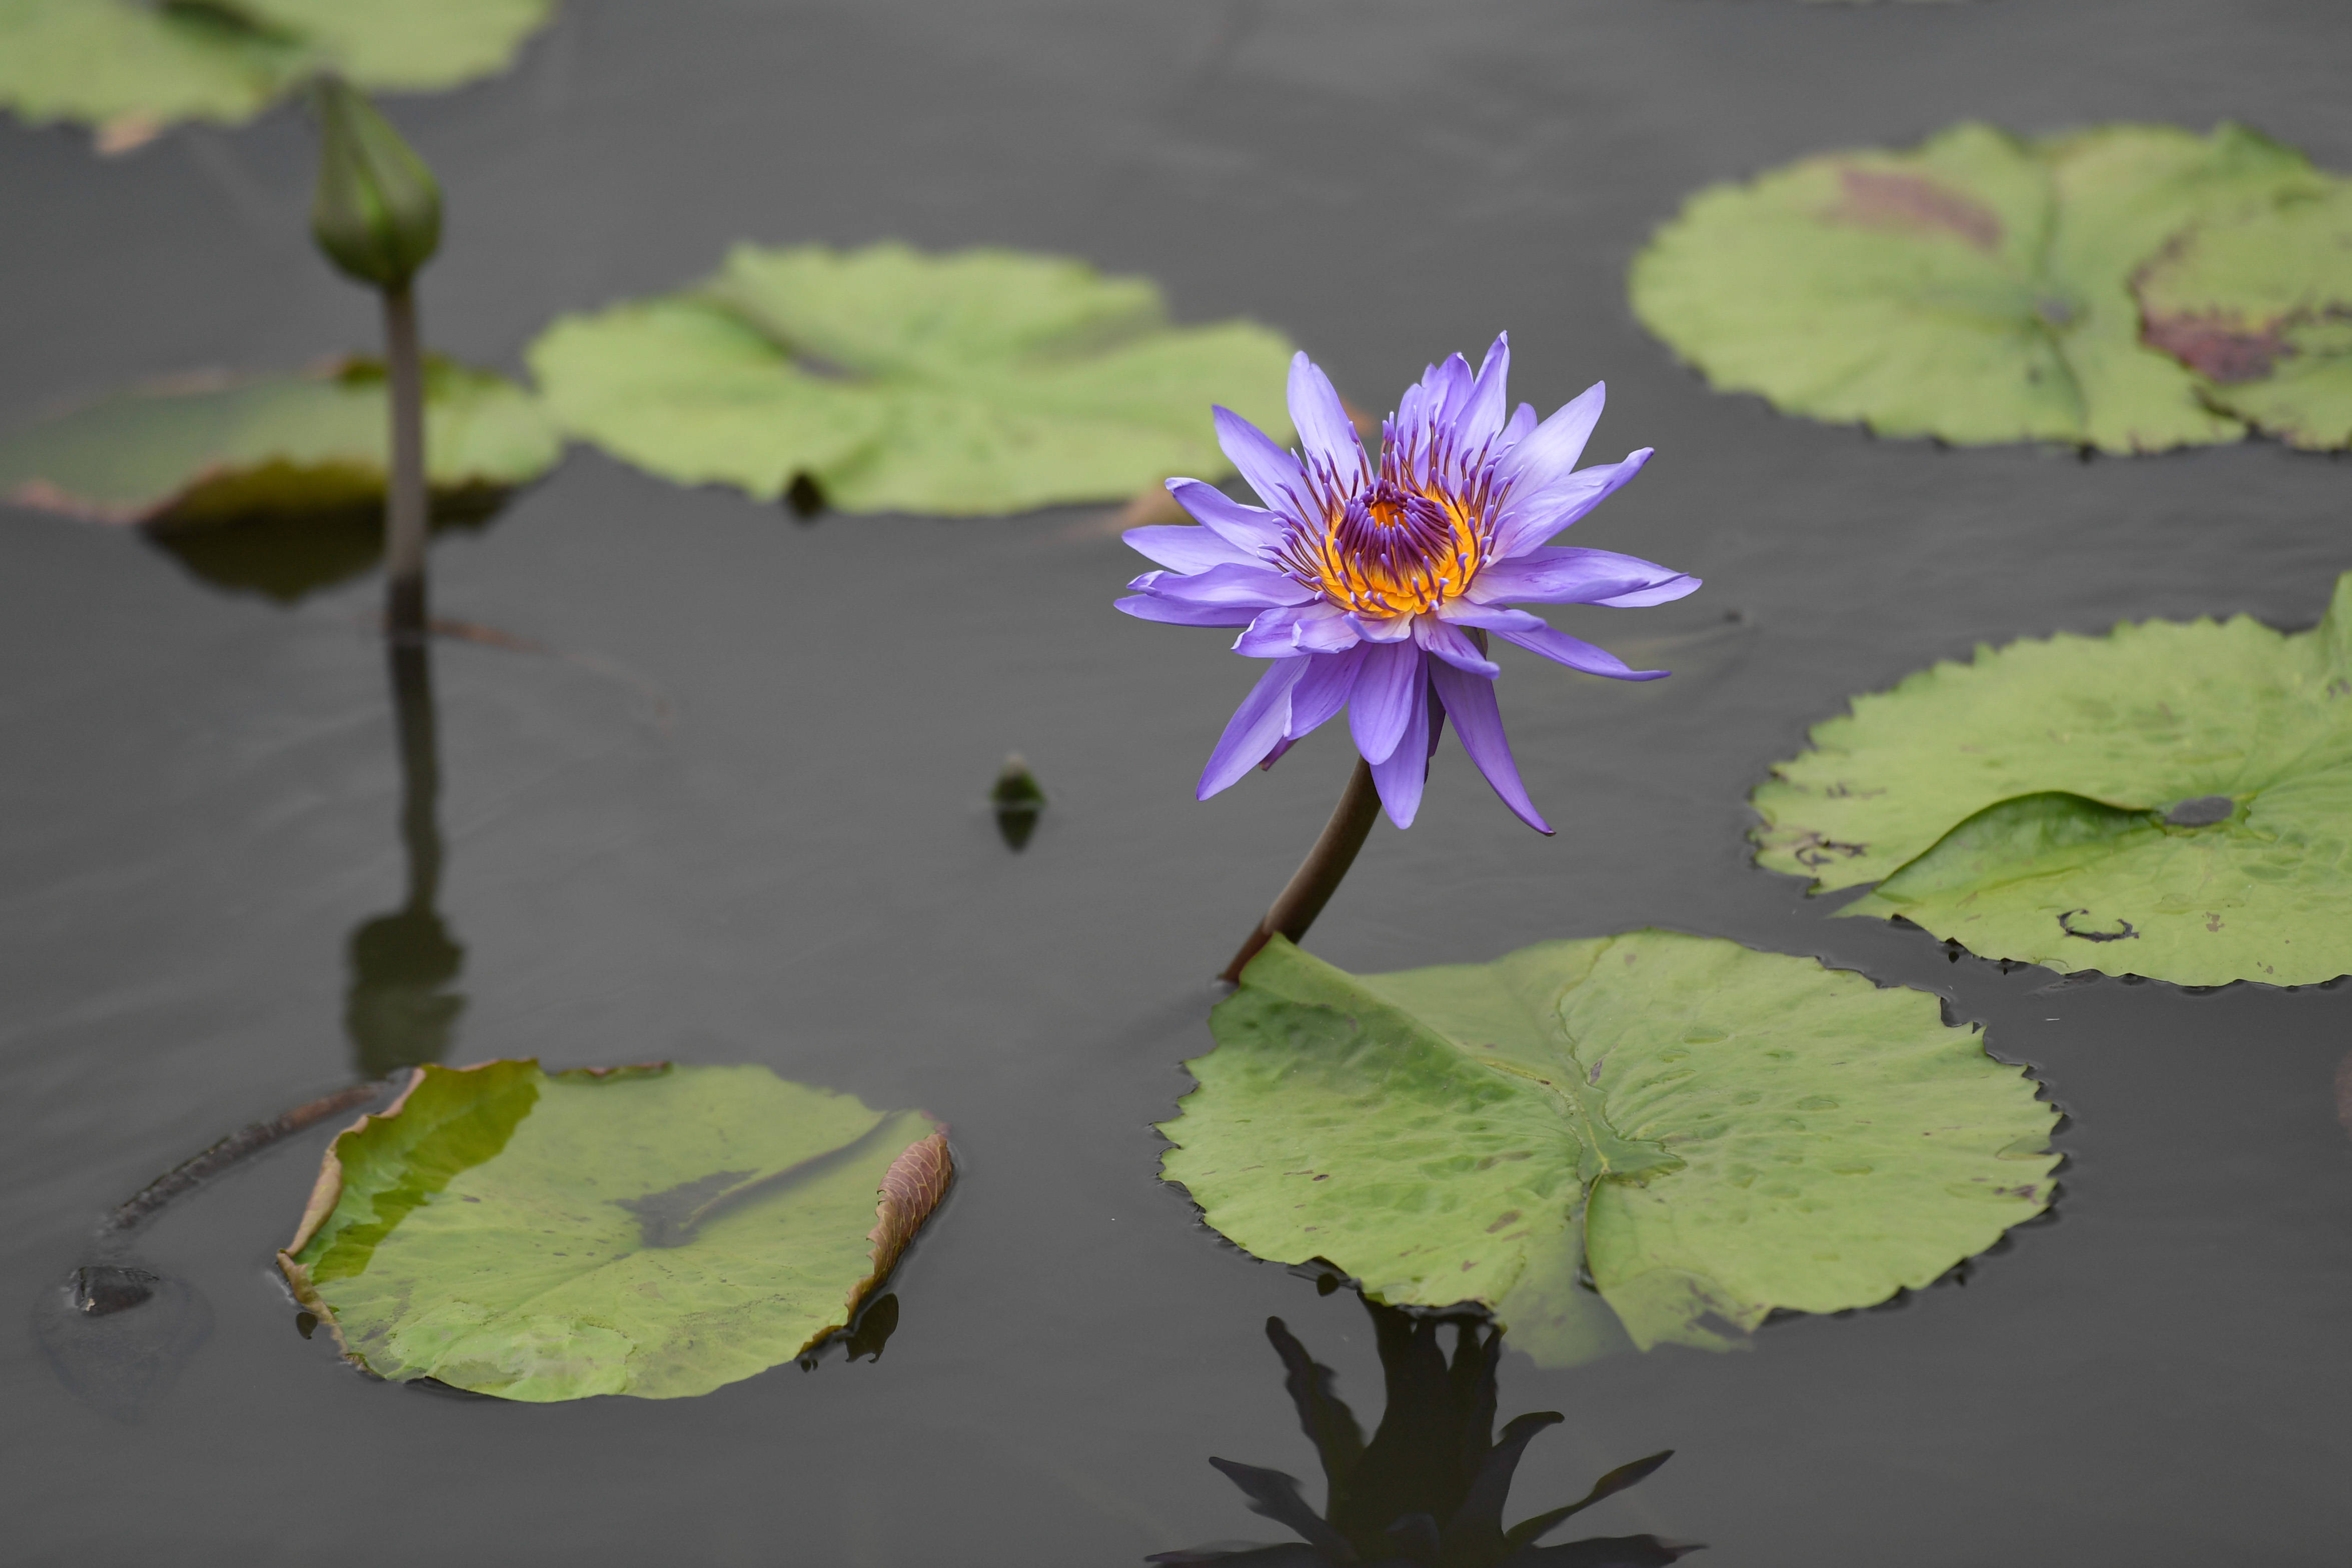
(309, 76, 442, 292)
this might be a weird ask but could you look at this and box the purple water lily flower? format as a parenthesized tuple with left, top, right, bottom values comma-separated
(1116, 335, 1699, 833)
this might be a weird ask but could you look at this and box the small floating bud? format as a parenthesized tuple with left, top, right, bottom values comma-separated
(309, 76, 442, 292)
(783, 471, 826, 522)
(991, 753, 1045, 850)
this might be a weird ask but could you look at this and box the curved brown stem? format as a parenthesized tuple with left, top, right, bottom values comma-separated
(1219, 757, 1383, 983)
(107, 1082, 384, 1234)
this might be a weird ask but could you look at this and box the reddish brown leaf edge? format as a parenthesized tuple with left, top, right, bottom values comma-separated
(834, 1131, 955, 1345)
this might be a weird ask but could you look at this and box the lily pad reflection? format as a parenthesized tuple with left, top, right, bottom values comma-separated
(1153, 1290, 1693, 1567)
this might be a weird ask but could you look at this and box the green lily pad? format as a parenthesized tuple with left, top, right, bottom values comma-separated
(2135, 184, 2352, 450)
(525, 242, 1298, 516)
(278, 1060, 952, 1401)
(1753, 574, 2352, 987)
(1630, 121, 2352, 452)
(1160, 935, 2057, 1366)
(0, 0, 556, 145)
(0, 356, 559, 527)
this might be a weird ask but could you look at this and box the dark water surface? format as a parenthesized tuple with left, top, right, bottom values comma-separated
(5, 2, 2349, 1562)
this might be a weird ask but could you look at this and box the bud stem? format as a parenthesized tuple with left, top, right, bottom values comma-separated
(1219, 756, 1382, 983)
(382, 284, 429, 639)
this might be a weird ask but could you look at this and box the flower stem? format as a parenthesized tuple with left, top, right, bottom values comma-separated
(106, 1081, 386, 1234)
(382, 283, 428, 639)
(1219, 757, 1381, 983)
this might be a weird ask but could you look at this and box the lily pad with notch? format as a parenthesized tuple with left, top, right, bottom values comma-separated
(1754, 572, 2352, 986)
(1160, 934, 2057, 1367)
(0, 357, 561, 601)
(525, 241, 1297, 516)
(278, 1059, 951, 1401)
(0, 0, 557, 147)
(1630, 121, 2352, 452)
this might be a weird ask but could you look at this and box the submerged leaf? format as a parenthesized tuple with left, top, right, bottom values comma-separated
(1631, 121, 2352, 452)
(0, 0, 556, 140)
(278, 1060, 951, 1401)
(1161, 935, 2056, 1365)
(526, 242, 1297, 515)
(1754, 574, 2352, 986)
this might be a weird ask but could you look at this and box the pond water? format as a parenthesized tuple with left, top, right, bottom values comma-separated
(5, 2, 2349, 1562)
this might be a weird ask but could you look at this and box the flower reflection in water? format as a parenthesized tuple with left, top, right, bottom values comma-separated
(1154, 1295, 1697, 1567)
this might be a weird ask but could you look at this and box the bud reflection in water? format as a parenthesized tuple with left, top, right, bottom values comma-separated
(1154, 1293, 1697, 1567)
(346, 634, 465, 1077)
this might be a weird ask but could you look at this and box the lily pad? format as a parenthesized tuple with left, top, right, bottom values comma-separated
(1160, 935, 2056, 1366)
(1630, 121, 2352, 452)
(525, 242, 1298, 516)
(0, 0, 556, 145)
(278, 1060, 952, 1401)
(1754, 574, 2352, 987)
(1, 358, 560, 598)
(2135, 183, 2352, 450)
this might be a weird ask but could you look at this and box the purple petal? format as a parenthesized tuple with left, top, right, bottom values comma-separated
(1123, 523, 1261, 574)
(1449, 604, 1666, 680)
(1293, 604, 1364, 653)
(1215, 407, 1308, 515)
(1166, 478, 1287, 555)
(1288, 645, 1369, 739)
(1234, 604, 1317, 658)
(1492, 382, 1605, 498)
(1348, 640, 1424, 764)
(1199, 659, 1309, 799)
(1496, 402, 1538, 454)
(1395, 380, 1430, 448)
(1348, 612, 1416, 644)
(1438, 602, 1547, 634)
(1130, 562, 1315, 609)
(1490, 448, 1652, 560)
(1114, 593, 1259, 628)
(1467, 544, 1693, 606)
(1594, 573, 1702, 608)
(1423, 353, 1475, 433)
(1412, 615, 1500, 676)
(1456, 334, 1510, 451)
(1427, 661, 1551, 833)
(1287, 353, 1368, 488)
(1368, 675, 1432, 828)
(1236, 602, 1360, 658)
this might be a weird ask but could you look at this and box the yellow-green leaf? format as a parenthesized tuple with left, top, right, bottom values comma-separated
(279, 1060, 952, 1401)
